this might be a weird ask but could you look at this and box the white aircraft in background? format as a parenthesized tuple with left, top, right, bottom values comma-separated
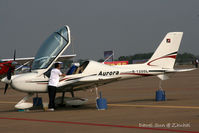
(1, 25, 195, 109)
(2, 54, 76, 71)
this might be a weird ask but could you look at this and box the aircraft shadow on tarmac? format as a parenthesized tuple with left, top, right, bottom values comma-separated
(54, 104, 97, 111)
(0, 99, 179, 113)
(0, 104, 98, 113)
(0, 109, 18, 113)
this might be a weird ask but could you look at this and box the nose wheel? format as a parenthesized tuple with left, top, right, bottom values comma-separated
(15, 93, 34, 109)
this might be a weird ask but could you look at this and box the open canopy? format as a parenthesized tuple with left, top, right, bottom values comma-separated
(32, 26, 70, 70)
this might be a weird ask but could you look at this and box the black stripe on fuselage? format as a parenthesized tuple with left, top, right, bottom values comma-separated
(149, 70, 166, 73)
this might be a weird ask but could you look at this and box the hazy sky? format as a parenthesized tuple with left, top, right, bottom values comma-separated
(0, 0, 199, 60)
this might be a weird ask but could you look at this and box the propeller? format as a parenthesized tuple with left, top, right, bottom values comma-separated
(12, 49, 17, 65)
(4, 50, 16, 94)
(13, 49, 16, 61)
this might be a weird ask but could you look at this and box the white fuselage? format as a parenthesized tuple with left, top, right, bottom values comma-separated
(5, 60, 167, 93)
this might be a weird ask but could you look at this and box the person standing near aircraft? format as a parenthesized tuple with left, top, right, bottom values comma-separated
(195, 59, 198, 68)
(48, 62, 66, 111)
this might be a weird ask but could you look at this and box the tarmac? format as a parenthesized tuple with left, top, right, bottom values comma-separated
(0, 65, 199, 133)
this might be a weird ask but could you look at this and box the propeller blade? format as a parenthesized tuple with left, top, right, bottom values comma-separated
(4, 50, 16, 94)
(14, 49, 16, 61)
(4, 84, 8, 94)
(7, 67, 12, 80)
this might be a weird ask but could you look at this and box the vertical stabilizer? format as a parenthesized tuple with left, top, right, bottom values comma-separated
(146, 32, 183, 69)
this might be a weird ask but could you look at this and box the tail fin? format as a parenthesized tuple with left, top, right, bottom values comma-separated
(146, 32, 183, 69)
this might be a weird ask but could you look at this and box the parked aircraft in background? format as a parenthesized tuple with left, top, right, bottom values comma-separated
(0, 54, 75, 79)
(1, 25, 195, 109)
(0, 60, 15, 78)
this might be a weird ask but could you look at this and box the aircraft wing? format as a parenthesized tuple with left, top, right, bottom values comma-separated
(2, 54, 76, 64)
(2, 57, 34, 63)
(57, 75, 121, 92)
(55, 54, 76, 62)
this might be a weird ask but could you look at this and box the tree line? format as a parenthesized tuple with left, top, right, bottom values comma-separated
(98, 52, 198, 64)
(63, 52, 198, 66)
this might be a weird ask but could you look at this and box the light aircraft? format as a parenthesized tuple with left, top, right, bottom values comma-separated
(1, 25, 195, 109)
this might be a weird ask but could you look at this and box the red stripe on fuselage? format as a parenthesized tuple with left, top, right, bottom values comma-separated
(59, 77, 70, 82)
(147, 55, 176, 66)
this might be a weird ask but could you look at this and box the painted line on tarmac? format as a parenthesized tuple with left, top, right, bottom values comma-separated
(108, 104, 199, 109)
(0, 117, 198, 133)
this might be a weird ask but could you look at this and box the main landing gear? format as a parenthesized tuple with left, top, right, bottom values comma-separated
(55, 89, 88, 107)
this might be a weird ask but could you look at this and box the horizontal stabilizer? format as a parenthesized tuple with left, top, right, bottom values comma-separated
(166, 68, 197, 73)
